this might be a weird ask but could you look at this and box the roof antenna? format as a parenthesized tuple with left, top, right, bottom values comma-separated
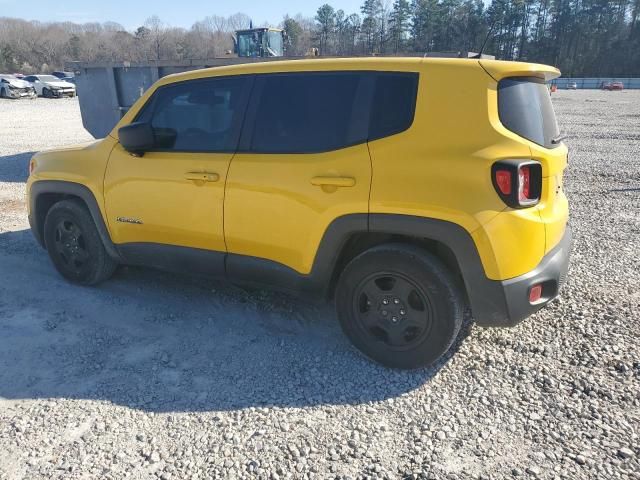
(473, 19, 497, 59)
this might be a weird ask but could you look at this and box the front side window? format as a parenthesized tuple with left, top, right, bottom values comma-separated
(250, 72, 364, 153)
(267, 31, 283, 56)
(136, 76, 249, 152)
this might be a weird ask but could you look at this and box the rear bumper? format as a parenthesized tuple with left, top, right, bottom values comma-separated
(473, 226, 571, 327)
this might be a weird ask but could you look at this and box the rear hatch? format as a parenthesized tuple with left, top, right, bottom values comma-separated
(481, 60, 569, 254)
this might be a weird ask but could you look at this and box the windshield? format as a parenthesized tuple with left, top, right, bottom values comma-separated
(38, 75, 61, 82)
(498, 77, 560, 148)
(238, 32, 260, 57)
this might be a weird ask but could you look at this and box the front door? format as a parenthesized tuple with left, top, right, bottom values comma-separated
(104, 75, 251, 270)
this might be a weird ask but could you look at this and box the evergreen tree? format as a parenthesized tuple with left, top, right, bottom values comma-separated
(315, 4, 336, 54)
(390, 0, 412, 52)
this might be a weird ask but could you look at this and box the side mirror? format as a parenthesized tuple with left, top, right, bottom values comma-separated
(119, 122, 154, 155)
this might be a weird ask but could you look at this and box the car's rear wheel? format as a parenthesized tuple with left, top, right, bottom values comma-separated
(43, 200, 117, 285)
(335, 244, 463, 369)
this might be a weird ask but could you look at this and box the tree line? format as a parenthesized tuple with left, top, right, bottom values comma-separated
(300, 0, 640, 76)
(1, 0, 639, 77)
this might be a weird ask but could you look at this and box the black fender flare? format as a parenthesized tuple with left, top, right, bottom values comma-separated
(367, 214, 509, 326)
(28, 180, 121, 261)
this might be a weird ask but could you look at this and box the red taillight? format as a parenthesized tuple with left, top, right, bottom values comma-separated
(519, 165, 531, 201)
(492, 160, 541, 208)
(495, 170, 511, 195)
(529, 284, 543, 303)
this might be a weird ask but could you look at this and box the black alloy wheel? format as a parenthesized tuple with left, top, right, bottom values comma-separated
(51, 217, 90, 277)
(336, 244, 464, 369)
(353, 272, 433, 351)
(43, 200, 118, 285)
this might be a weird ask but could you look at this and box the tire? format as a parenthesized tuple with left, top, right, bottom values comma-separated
(43, 199, 117, 285)
(42, 88, 51, 98)
(0, 88, 6, 98)
(335, 244, 464, 369)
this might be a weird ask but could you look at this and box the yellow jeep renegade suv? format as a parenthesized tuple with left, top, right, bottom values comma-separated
(27, 58, 571, 369)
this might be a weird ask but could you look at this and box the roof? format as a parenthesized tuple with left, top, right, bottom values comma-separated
(236, 28, 283, 33)
(156, 57, 561, 86)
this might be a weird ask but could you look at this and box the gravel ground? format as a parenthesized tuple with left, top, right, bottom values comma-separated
(0, 92, 638, 480)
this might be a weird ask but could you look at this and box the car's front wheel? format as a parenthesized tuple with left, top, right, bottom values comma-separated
(335, 244, 464, 369)
(42, 87, 51, 98)
(43, 200, 117, 285)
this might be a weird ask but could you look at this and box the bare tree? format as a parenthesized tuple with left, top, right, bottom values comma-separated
(227, 13, 251, 31)
(144, 15, 168, 60)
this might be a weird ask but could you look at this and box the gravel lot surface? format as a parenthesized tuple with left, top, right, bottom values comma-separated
(0, 93, 638, 480)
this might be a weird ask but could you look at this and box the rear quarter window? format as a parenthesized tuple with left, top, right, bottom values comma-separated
(498, 77, 560, 148)
(369, 72, 419, 141)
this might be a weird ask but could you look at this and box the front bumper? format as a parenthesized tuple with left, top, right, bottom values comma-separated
(7, 88, 36, 99)
(473, 226, 572, 327)
(50, 89, 75, 97)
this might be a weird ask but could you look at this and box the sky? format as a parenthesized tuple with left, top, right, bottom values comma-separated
(0, 0, 366, 30)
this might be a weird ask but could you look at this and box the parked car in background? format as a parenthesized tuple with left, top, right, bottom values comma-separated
(23, 74, 76, 98)
(52, 71, 75, 84)
(13, 73, 25, 79)
(51, 71, 74, 80)
(601, 81, 624, 91)
(0, 74, 37, 99)
(567, 82, 577, 89)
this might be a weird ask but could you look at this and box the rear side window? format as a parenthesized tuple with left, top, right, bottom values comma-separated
(369, 73, 418, 141)
(498, 77, 560, 148)
(249, 72, 364, 153)
(136, 76, 249, 152)
(247, 71, 419, 153)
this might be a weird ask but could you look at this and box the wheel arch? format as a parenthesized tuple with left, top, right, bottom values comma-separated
(327, 231, 465, 302)
(316, 213, 511, 326)
(29, 180, 120, 260)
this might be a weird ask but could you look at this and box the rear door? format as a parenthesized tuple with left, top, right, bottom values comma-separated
(224, 71, 373, 276)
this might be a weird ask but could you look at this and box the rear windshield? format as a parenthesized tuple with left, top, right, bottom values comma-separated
(498, 77, 560, 148)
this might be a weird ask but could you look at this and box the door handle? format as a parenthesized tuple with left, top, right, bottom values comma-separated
(184, 172, 220, 183)
(310, 176, 356, 188)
